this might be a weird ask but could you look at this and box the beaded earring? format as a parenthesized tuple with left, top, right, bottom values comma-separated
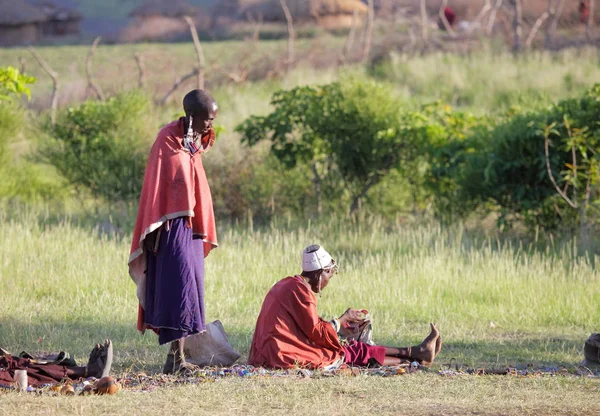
(184, 115, 194, 150)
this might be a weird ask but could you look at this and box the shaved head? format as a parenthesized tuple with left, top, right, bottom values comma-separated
(183, 89, 218, 117)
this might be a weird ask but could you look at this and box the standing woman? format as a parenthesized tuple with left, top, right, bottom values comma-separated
(129, 90, 219, 373)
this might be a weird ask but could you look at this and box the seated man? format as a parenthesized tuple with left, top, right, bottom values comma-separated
(0, 339, 113, 387)
(248, 245, 441, 369)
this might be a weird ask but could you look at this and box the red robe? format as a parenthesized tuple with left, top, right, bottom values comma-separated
(248, 276, 344, 369)
(128, 118, 218, 332)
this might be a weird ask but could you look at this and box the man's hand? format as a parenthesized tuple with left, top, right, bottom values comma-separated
(338, 308, 368, 329)
(338, 309, 369, 339)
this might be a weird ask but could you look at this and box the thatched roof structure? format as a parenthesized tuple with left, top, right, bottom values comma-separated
(242, 0, 368, 22)
(129, 0, 202, 18)
(0, 0, 46, 26)
(26, 0, 82, 21)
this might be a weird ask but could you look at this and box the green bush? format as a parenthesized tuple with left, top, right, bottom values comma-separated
(40, 91, 155, 204)
(237, 77, 430, 216)
(0, 66, 35, 102)
(460, 84, 600, 233)
(0, 102, 24, 168)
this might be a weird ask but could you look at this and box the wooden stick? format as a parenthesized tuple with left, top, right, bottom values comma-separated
(160, 70, 197, 106)
(339, 10, 359, 66)
(511, 0, 523, 52)
(183, 16, 206, 90)
(246, 11, 264, 42)
(473, 0, 492, 25)
(544, 0, 565, 49)
(86, 36, 105, 100)
(361, 0, 375, 62)
(544, 133, 577, 209)
(18, 57, 27, 74)
(420, 0, 429, 41)
(279, 0, 295, 73)
(133, 52, 146, 89)
(27, 46, 59, 126)
(487, 0, 504, 35)
(438, 0, 456, 37)
(525, 9, 551, 48)
(587, 0, 596, 40)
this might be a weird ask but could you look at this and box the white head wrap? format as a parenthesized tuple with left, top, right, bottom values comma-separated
(302, 244, 333, 272)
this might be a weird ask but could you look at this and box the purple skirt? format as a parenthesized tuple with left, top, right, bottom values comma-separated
(145, 217, 206, 345)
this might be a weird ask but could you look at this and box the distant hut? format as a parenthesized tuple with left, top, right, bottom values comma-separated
(27, 0, 82, 36)
(242, 0, 369, 30)
(120, 0, 210, 42)
(0, 0, 46, 46)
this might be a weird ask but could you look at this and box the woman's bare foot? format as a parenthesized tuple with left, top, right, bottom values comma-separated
(86, 339, 113, 378)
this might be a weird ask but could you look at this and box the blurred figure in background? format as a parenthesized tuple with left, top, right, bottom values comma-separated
(439, 6, 456, 30)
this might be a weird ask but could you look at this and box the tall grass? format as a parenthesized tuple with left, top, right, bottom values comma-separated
(372, 46, 600, 113)
(0, 211, 597, 370)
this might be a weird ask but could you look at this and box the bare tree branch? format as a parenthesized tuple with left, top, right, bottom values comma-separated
(587, 0, 596, 40)
(160, 70, 197, 106)
(27, 46, 59, 126)
(408, 24, 417, 47)
(420, 0, 429, 41)
(86, 36, 105, 100)
(339, 10, 359, 66)
(246, 11, 264, 42)
(361, 0, 375, 62)
(279, 0, 295, 73)
(438, 0, 456, 37)
(544, 0, 565, 49)
(525, 9, 550, 48)
(544, 133, 578, 209)
(183, 16, 206, 90)
(474, 0, 493, 25)
(487, 0, 504, 35)
(511, 0, 524, 52)
(18, 56, 27, 74)
(133, 52, 146, 89)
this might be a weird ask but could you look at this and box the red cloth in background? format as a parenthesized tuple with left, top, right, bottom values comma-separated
(580, 1, 590, 24)
(128, 117, 218, 332)
(444, 7, 456, 27)
(248, 276, 344, 369)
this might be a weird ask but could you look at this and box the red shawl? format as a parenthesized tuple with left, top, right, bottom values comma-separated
(248, 276, 344, 369)
(128, 118, 218, 332)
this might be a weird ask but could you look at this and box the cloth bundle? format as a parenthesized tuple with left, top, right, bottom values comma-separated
(583, 333, 600, 367)
(184, 320, 241, 367)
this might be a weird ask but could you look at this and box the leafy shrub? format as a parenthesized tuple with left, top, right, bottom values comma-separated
(237, 77, 428, 215)
(0, 66, 34, 175)
(0, 66, 35, 102)
(40, 91, 155, 204)
(460, 84, 600, 233)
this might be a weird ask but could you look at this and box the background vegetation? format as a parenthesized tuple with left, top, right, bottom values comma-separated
(0, 36, 599, 414)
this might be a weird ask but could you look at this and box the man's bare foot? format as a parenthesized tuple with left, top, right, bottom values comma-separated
(411, 323, 439, 368)
(435, 334, 442, 357)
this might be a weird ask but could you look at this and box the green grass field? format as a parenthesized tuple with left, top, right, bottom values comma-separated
(0, 211, 598, 414)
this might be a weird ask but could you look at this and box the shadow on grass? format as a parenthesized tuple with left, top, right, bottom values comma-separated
(0, 318, 588, 373)
(0, 318, 253, 374)
(418, 336, 585, 369)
